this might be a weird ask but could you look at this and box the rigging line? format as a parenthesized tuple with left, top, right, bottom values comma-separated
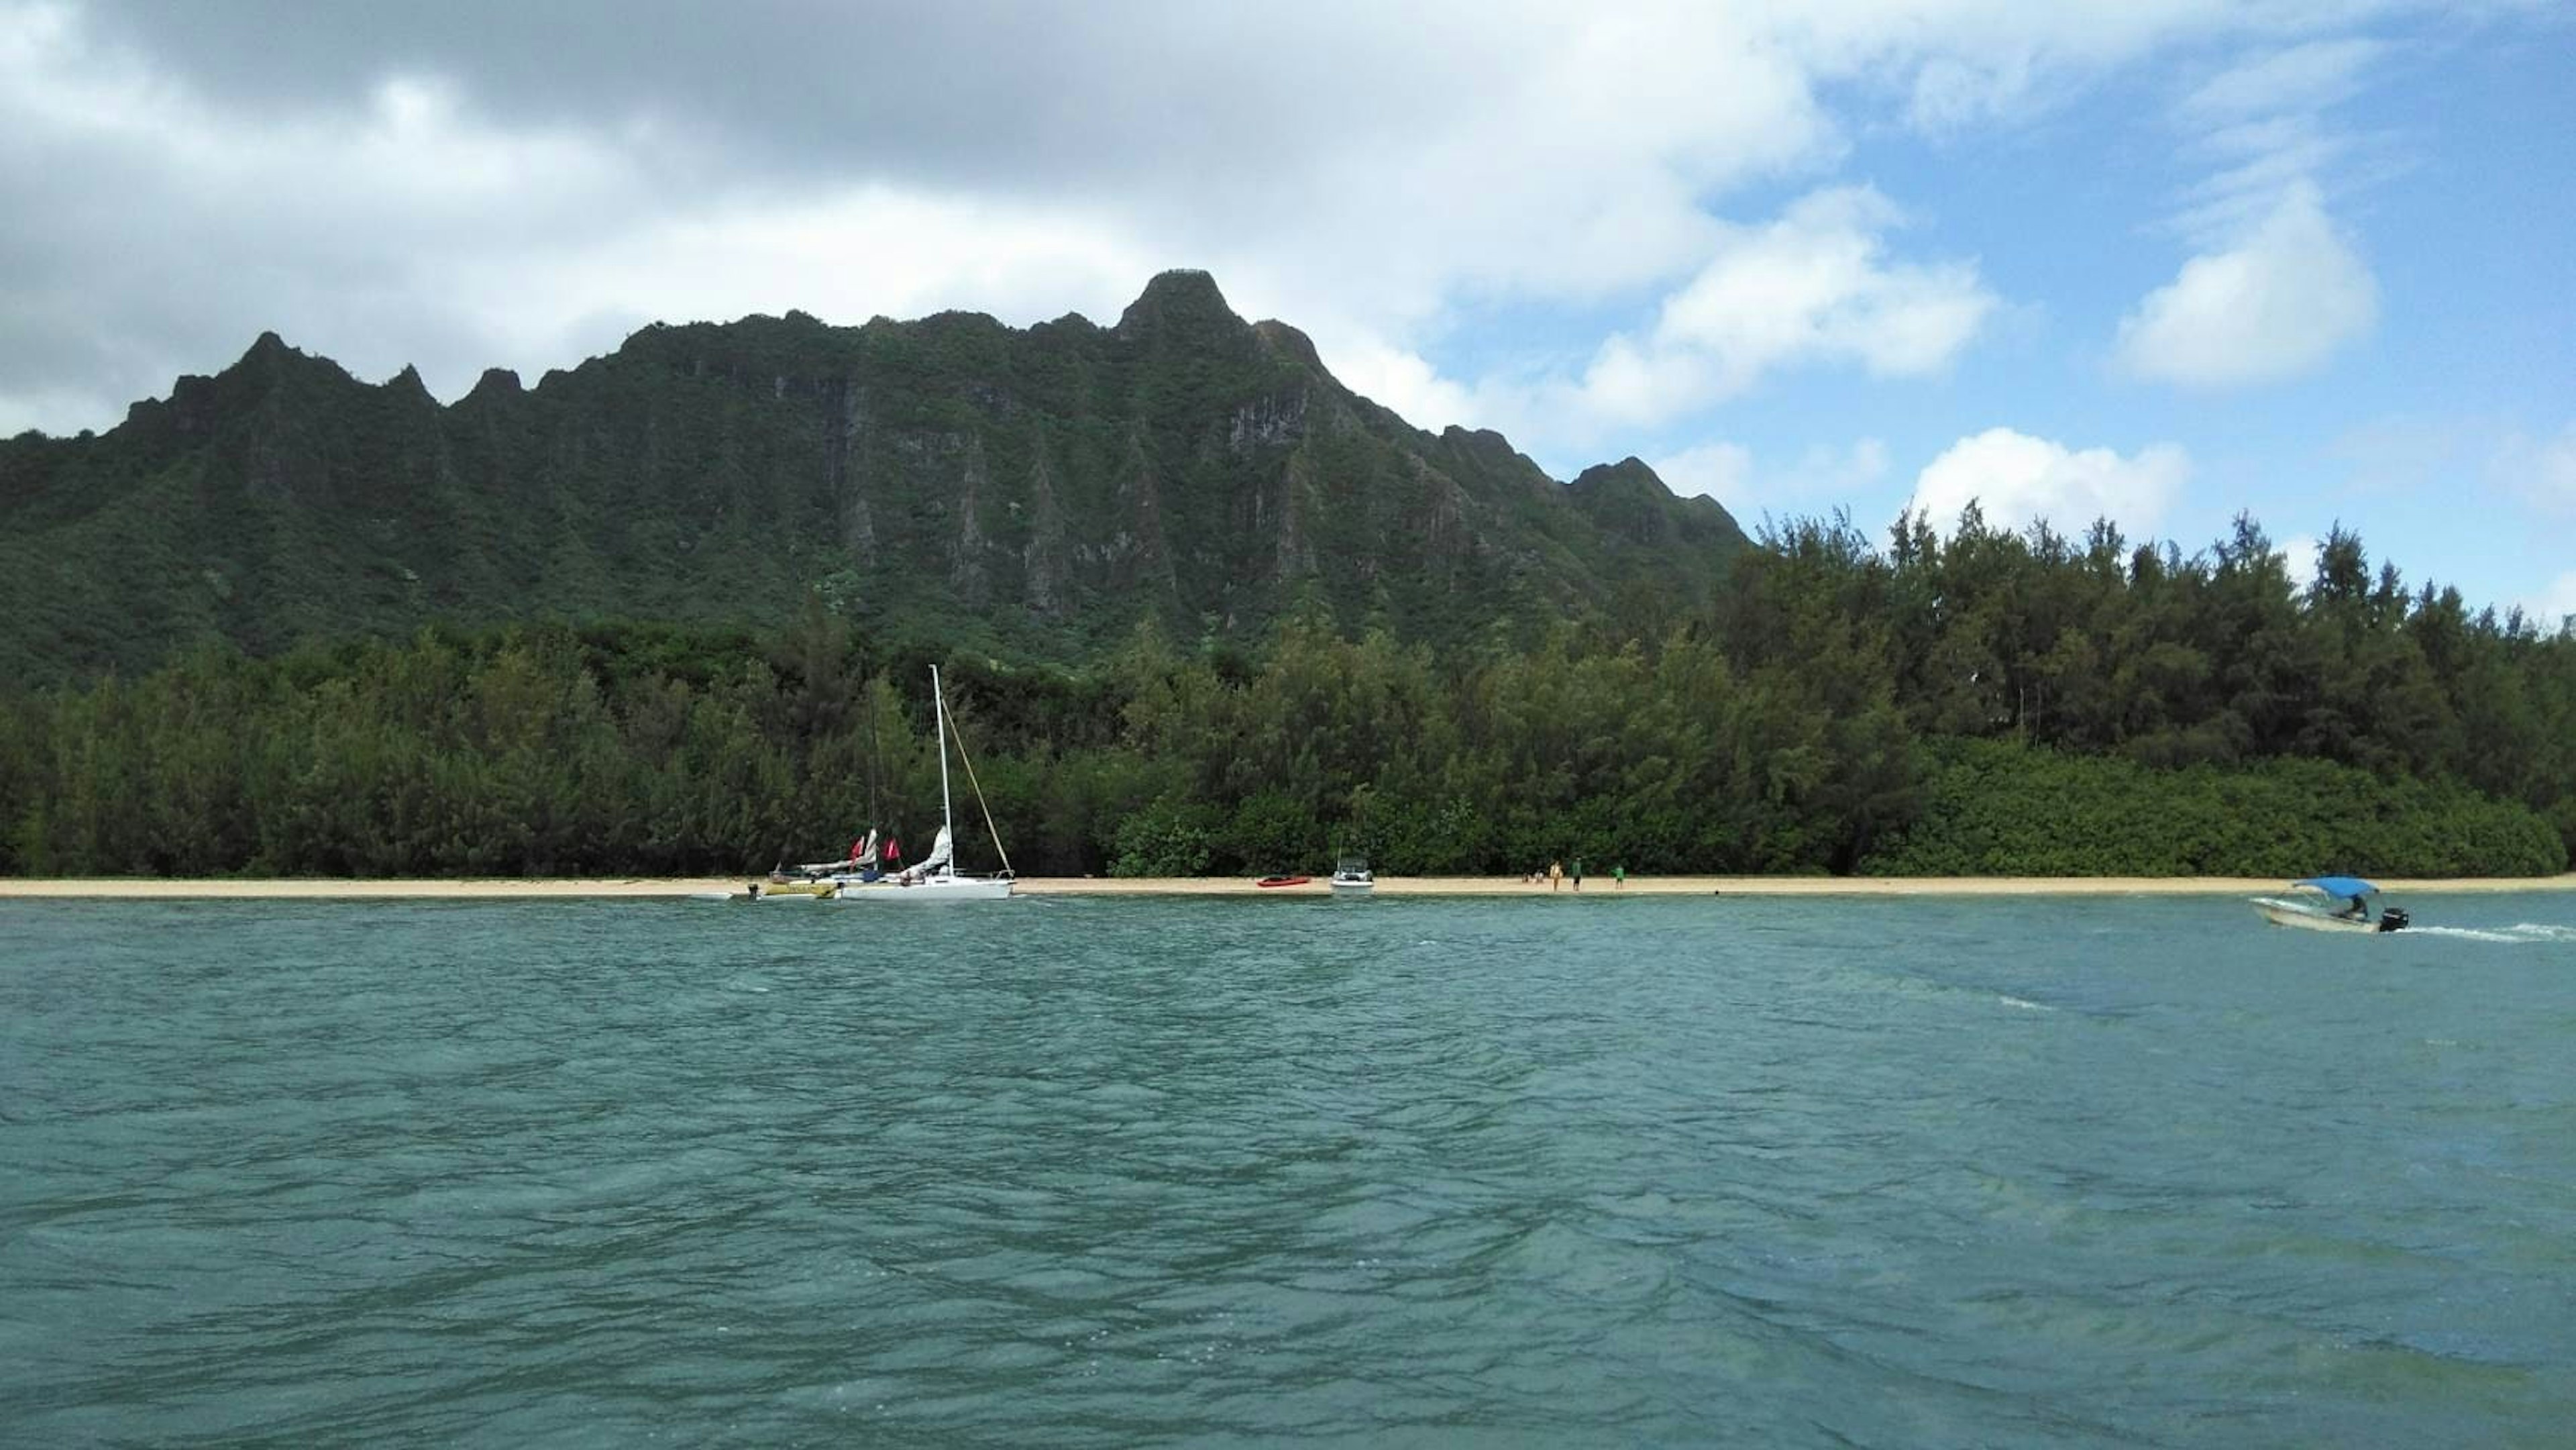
(941, 682, 1016, 878)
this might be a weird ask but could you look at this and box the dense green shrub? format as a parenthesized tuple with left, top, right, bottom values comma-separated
(1863, 738, 2565, 877)
(4, 504, 2571, 879)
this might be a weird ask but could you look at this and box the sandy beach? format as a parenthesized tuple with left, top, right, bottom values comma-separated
(3, 874, 2569, 899)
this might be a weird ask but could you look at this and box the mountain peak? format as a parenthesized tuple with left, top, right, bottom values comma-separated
(7, 283, 1754, 685)
(1569, 457, 1664, 494)
(1252, 319, 1325, 374)
(1116, 270, 1245, 343)
(1567, 456, 1750, 554)
(1136, 267, 1229, 308)
(464, 366, 524, 404)
(218, 330, 352, 392)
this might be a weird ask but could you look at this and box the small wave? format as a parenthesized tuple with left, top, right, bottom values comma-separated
(1997, 995, 2053, 1013)
(2408, 924, 2576, 945)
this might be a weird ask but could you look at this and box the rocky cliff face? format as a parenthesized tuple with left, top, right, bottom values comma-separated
(0, 271, 1750, 682)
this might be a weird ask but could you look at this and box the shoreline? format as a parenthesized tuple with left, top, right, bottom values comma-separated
(3, 874, 2571, 900)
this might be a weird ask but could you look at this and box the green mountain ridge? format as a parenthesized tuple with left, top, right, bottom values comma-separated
(0, 271, 1749, 684)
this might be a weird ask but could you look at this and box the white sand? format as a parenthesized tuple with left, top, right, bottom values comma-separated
(3, 874, 2568, 898)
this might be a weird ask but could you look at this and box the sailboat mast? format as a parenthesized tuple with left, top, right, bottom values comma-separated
(931, 664, 955, 855)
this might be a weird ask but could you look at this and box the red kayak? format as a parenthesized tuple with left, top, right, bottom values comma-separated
(1255, 875, 1311, 888)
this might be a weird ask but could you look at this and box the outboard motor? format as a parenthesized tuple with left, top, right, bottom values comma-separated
(2377, 907, 2410, 933)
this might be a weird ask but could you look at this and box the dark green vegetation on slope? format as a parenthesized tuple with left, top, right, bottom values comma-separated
(0, 272, 1747, 686)
(3, 274, 2570, 878)
(2, 507, 2569, 878)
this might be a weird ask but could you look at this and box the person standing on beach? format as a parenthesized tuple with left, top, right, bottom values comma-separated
(1613, 864, 1625, 889)
(1549, 860, 1563, 892)
(1572, 858, 1584, 892)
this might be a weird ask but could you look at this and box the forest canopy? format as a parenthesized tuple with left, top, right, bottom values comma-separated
(3, 510, 2569, 879)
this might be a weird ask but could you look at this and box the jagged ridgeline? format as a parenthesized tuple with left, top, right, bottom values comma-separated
(0, 271, 1748, 684)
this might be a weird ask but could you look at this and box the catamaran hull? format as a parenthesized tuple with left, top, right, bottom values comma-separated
(825, 876, 1012, 902)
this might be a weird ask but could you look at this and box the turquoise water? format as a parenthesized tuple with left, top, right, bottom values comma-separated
(4, 893, 2574, 1447)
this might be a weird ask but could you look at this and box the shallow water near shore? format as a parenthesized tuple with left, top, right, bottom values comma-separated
(5, 892, 2573, 1447)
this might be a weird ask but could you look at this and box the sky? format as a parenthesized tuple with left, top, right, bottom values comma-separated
(4, 1, 2571, 625)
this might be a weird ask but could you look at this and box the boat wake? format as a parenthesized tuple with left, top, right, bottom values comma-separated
(2408, 923, 2576, 945)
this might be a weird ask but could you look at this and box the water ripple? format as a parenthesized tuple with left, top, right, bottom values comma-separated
(5, 893, 2575, 1446)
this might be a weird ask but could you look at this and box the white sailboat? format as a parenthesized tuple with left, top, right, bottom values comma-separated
(824, 665, 1014, 902)
(739, 666, 1012, 904)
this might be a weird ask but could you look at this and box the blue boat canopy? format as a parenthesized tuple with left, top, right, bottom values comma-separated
(2294, 875, 2379, 898)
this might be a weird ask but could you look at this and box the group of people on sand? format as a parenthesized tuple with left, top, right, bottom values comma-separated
(845, 826, 906, 882)
(749, 828, 924, 898)
(1521, 859, 1625, 891)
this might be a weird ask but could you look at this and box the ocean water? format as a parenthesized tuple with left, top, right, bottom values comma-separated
(3, 891, 2573, 1448)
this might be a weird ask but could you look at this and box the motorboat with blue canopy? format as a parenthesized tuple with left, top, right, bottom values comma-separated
(2251, 876, 2409, 933)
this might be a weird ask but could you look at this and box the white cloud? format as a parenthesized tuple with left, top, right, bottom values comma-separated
(1651, 442, 1756, 507)
(2524, 572, 2576, 637)
(1664, 189, 1992, 375)
(1266, 184, 1996, 463)
(1909, 427, 2191, 538)
(2127, 29, 2397, 372)
(2113, 181, 2377, 386)
(1769, 0, 2330, 132)
(2160, 32, 2403, 247)
(0, 0, 2521, 476)
(2180, 38, 2383, 125)
(2170, 115, 2355, 242)
(0, 0, 1843, 433)
(1652, 435, 1888, 519)
(450, 188, 1158, 384)
(1551, 187, 1995, 439)
(1324, 335, 1480, 434)
(1786, 437, 1894, 498)
(3, 0, 2275, 442)
(2493, 423, 2576, 515)
(2279, 533, 2321, 593)
(0, 383, 120, 439)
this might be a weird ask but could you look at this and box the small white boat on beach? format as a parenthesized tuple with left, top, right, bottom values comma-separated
(2251, 876, 2410, 934)
(1330, 856, 1373, 895)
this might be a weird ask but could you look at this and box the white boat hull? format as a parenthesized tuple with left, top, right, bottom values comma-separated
(2253, 899, 2380, 933)
(824, 873, 1012, 902)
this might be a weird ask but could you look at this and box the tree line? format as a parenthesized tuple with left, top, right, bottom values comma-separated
(1, 511, 2568, 879)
